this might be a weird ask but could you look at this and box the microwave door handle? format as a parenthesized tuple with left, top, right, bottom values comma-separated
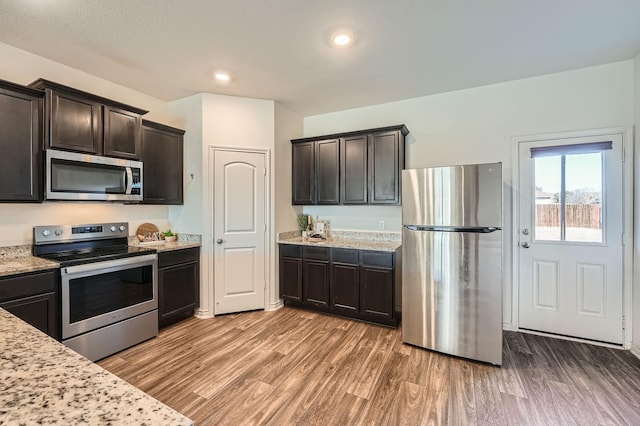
(125, 167, 133, 194)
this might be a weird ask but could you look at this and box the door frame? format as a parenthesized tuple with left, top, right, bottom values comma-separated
(207, 146, 272, 316)
(511, 127, 633, 349)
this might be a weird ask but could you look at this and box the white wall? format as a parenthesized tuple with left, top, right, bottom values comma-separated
(168, 94, 205, 235)
(169, 93, 277, 317)
(633, 54, 640, 357)
(0, 42, 175, 246)
(274, 103, 303, 233)
(303, 61, 635, 329)
(274, 103, 303, 309)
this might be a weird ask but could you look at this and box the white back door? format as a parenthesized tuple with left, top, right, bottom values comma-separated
(517, 133, 624, 344)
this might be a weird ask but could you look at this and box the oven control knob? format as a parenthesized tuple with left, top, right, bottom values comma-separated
(110, 226, 117, 232)
(54, 228, 63, 236)
(42, 229, 50, 237)
(119, 225, 126, 232)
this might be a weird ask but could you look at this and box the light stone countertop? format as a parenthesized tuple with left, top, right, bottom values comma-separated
(278, 229, 401, 252)
(0, 246, 59, 278)
(128, 234, 201, 253)
(0, 308, 193, 425)
(0, 235, 202, 279)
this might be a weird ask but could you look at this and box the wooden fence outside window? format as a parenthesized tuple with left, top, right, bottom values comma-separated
(536, 204, 601, 229)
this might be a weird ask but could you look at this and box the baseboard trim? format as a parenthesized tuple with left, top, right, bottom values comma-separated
(502, 322, 515, 331)
(195, 308, 213, 319)
(631, 343, 640, 359)
(266, 300, 284, 312)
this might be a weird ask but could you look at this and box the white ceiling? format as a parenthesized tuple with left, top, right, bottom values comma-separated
(1, 0, 640, 116)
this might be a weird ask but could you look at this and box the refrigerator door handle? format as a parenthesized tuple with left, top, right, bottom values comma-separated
(404, 225, 501, 233)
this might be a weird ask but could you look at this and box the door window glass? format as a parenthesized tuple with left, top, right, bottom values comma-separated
(565, 153, 603, 242)
(534, 156, 561, 240)
(534, 152, 603, 243)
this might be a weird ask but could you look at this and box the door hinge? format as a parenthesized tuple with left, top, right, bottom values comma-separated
(622, 315, 626, 330)
(264, 167, 267, 176)
(264, 223, 267, 232)
(622, 147, 625, 162)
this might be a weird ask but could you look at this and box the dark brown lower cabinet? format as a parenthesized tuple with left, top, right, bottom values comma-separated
(279, 244, 400, 327)
(158, 247, 200, 328)
(0, 270, 58, 339)
(360, 266, 394, 321)
(331, 262, 359, 312)
(303, 260, 330, 307)
(280, 258, 303, 302)
(301, 246, 330, 307)
(280, 245, 303, 301)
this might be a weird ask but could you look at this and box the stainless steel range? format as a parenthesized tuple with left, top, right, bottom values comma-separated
(33, 222, 158, 361)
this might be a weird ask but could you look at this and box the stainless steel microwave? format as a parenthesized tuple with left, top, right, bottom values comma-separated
(46, 149, 143, 201)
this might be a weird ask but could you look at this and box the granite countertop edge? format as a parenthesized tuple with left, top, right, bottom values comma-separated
(128, 234, 202, 253)
(277, 236, 401, 252)
(128, 240, 202, 253)
(0, 253, 60, 278)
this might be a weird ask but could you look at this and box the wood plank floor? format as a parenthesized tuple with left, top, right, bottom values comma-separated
(98, 307, 640, 425)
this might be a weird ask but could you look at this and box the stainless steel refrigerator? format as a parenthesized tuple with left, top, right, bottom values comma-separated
(401, 163, 503, 365)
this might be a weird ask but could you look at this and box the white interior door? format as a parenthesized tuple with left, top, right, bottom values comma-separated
(213, 149, 266, 314)
(517, 133, 624, 344)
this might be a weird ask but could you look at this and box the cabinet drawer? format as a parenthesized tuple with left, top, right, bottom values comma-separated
(331, 248, 359, 264)
(360, 251, 394, 268)
(303, 246, 329, 261)
(0, 270, 56, 302)
(158, 247, 200, 268)
(279, 244, 302, 258)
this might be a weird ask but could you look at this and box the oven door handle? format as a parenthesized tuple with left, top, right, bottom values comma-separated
(62, 254, 157, 276)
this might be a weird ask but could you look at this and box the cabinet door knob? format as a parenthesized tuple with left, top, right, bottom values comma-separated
(216, 238, 223, 244)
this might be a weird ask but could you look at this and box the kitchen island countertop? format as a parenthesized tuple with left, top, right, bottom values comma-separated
(0, 308, 193, 425)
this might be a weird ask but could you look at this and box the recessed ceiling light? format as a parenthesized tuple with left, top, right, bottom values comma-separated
(214, 72, 231, 82)
(332, 31, 353, 47)
(333, 34, 351, 46)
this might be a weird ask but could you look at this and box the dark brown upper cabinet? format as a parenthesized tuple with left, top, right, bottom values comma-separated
(140, 120, 185, 205)
(0, 79, 44, 202)
(341, 134, 368, 204)
(103, 105, 142, 160)
(315, 139, 340, 204)
(292, 138, 340, 205)
(368, 129, 404, 205)
(29, 79, 147, 160)
(291, 141, 316, 205)
(291, 124, 408, 205)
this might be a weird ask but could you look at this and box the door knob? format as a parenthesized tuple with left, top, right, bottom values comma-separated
(522, 242, 530, 248)
(216, 238, 223, 244)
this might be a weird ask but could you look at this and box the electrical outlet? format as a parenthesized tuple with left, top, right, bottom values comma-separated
(378, 220, 385, 230)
